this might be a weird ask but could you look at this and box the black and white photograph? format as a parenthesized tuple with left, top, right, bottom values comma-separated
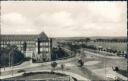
(0, 1, 127, 81)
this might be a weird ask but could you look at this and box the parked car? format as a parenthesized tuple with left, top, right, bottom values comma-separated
(125, 54, 128, 59)
(18, 69, 26, 73)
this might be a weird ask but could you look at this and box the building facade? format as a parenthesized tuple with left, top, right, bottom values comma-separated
(0, 32, 52, 62)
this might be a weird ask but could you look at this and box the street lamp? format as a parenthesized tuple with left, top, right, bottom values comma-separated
(104, 57, 107, 80)
(9, 47, 16, 76)
(0, 23, 1, 76)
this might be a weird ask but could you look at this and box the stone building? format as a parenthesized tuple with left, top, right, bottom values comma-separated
(0, 31, 52, 62)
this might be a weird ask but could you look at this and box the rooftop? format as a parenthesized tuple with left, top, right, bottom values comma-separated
(1, 32, 48, 41)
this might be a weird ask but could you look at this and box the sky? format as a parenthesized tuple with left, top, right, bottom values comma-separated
(1, 1, 127, 37)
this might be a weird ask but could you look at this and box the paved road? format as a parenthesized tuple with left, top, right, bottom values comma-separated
(1, 60, 31, 72)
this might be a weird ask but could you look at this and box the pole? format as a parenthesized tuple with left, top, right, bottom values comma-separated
(11, 49, 13, 76)
(0, 0, 1, 52)
(9, 48, 14, 76)
(0, 1, 1, 76)
(105, 58, 107, 80)
(9, 50, 11, 68)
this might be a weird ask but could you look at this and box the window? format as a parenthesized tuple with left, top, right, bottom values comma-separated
(46, 48, 49, 52)
(36, 42, 38, 46)
(40, 43, 43, 46)
(45, 42, 48, 46)
(40, 48, 43, 51)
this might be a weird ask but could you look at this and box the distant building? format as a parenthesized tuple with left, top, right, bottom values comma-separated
(0, 31, 52, 62)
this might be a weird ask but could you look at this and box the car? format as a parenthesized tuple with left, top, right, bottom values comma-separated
(125, 54, 128, 59)
(106, 74, 120, 81)
(18, 69, 26, 73)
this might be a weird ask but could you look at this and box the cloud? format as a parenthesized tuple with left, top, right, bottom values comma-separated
(33, 11, 77, 37)
(1, 13, 39, 34)
(2, 13, 28, 25)
(35, 11, 74, 28)
(86, 1, 127, 22)
(1, 1, 127, 37)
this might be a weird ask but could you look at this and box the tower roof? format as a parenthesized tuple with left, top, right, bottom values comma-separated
(38, 32, 48, 41)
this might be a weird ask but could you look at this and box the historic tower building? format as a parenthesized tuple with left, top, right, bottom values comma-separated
(1, 31, 52, 62)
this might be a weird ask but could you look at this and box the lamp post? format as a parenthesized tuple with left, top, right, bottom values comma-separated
(104, 57, 107, 80)
(0, 14, 1, 76)
(9, 47, 16, 76)
(11, 51, 14, 76)
(3, 53, 6, 71)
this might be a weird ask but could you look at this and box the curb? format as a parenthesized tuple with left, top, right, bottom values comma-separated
(0, 70, 90, 81)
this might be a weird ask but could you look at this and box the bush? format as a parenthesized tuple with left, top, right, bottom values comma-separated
(24, 57, 31, 61)
(51, 62, 57, 69)
(51, 47, 70, 60)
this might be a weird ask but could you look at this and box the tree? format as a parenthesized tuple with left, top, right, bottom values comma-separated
(23, 42, 27, 52)
(0, 45, 24, 67)
(85, 38, 91, 42)
(51, 62, 57, 72)
(112, 66, 119, 72)
(78, 59, 84, 67)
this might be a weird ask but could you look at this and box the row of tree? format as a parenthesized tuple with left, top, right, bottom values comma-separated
(94, 38, 127, 43)
(61, 42, 126, 57)
(0, 45, 25, 68)
(66, 37, 127, 44)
